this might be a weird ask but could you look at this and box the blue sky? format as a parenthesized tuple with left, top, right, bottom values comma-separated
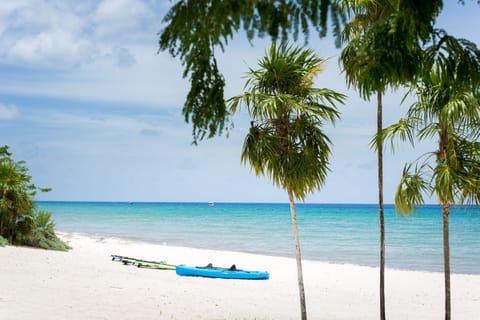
(1, 1, 479, 203)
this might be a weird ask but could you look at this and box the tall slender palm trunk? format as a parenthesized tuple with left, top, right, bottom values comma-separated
(287, 187, 307, 320)
(11, 211, 17, 243)
(377, 91, 386, 320)
(442, 202, 451, 320)
(0, 190, 5, 238)
(438, 129, 451, 320)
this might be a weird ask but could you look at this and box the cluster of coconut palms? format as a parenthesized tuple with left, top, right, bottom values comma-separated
(159, 1, 480, 319)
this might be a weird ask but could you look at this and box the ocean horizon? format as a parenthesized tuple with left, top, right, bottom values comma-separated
(38, 201, 480, 275)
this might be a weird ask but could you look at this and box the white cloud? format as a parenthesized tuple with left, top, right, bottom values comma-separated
(93, 0, 151, 39)
(7, 30, 95, 68)
(0, 1, 95, 68)
(24, 109, 180, 140)
(0, 103, 19, 120)
(0, 0, 160, 69)
(106, 46, 136, 68)
(0, 45, 188, 109)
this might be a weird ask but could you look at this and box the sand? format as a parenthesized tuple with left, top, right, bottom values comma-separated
(1, 233, 479, 320)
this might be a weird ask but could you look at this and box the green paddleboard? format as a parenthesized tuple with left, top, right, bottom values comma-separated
(112, 255, 175, 270)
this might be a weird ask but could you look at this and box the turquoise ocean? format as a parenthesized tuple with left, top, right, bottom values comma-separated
(38, 202, 480, 274)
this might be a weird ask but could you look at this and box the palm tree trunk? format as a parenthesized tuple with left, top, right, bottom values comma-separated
(0, 191, 5, 238)
(287, 187, 307, 320)
(443, 202, 451, 320)
(377, 91, 386, 320)
(0, 213, 3, 238)
(11, 211, 17, 243)
(438, 128, 451, 320)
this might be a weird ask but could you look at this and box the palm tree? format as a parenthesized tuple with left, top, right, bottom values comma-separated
(382, 35, 480, 320)
(340, 3, 402, 318)
(228, 42, 345, 320)
(0, 146, 66, 250)
(340, 1, 441, 318)
(0, 146, 38, 242)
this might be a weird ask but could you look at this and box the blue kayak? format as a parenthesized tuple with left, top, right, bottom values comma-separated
(176, 264, 269, 280)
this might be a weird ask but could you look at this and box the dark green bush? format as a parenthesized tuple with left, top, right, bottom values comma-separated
(0, 235, 7, 247)
(17, 211, 70, 251)
(1, 145, 62, 250)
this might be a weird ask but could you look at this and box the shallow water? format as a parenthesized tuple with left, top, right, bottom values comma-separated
(38, 201, 480, 274)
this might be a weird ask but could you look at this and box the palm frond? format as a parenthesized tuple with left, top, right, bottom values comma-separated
(449, 138, 480, 206)
(395, 163, 431, 217)
(373, 117, 416, 153)
(232, 42, 344, 201)
(432, 161, 455, 205)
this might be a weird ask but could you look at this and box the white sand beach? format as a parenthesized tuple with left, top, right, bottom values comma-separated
(1, 233, 479, 320)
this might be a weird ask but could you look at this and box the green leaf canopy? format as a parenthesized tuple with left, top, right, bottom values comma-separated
(159, 0, 346, 143)
(340, 0, 443, 98)
(228, 43, 345, 200)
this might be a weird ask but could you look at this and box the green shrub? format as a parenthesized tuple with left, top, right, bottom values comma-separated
(16, 212, 35, 235)
(1, 145, 53, 248)
(0, 235, 7, 247)
(17, 211, 70, 251)
(18, 232, 70, 251)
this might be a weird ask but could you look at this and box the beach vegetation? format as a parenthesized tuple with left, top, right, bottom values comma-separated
(158, 1, 471, 145)
(228, 42, 345, 320)
(382, 34, 480, 320)
(16, 210, 70, 251)
(339, 1, 442, 318)
(159, 2, 479, 319)
(0, 145, 68, 251)
(0, 235, 7, 247)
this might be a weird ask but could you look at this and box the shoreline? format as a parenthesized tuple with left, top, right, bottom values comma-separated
(56, 230, 478, 276)
(1, 232, 479, 319)
(39, 202, 480, 275)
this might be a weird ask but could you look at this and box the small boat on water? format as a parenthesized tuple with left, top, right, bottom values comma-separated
(176, 263, 269, 280)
